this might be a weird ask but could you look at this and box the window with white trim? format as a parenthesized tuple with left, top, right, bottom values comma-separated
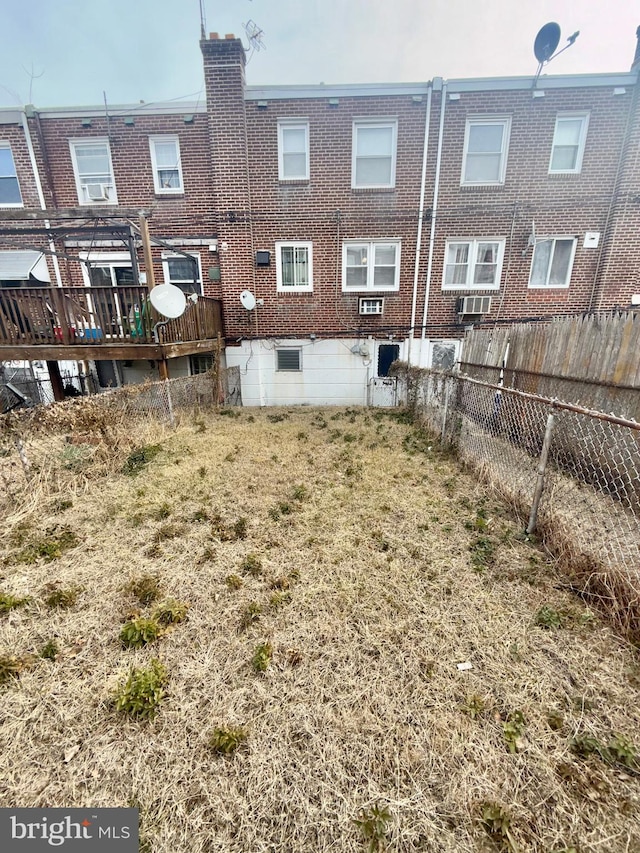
(162, 253, 202, 295)
(442, 239, 504, 290)
(69, 140, 117, 204)
(275, 242, 312, 292)
(150, 136, 184, 193)
(342, 241, 401, 291)
(0, 143, 22, 207)
(529, 238, 576, 288)
(461, 118, 511, 185)
(277, 122, 309, 181)
(276, 348, 301, 371)
(549, 114, 589, 174)
(352, 120, 397, 188)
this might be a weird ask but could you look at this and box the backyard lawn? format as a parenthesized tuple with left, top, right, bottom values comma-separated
(1, 406, 639, 852)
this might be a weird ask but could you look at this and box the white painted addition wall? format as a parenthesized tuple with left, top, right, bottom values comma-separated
(224, 338, 410, 407)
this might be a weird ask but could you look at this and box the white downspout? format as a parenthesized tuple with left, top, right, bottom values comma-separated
(419, 81, 447, 365)
(407, 84, 432, 366)
(21, 111, 63, 288)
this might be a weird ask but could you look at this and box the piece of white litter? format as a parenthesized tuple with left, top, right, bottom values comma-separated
(457, 661, 473, 671)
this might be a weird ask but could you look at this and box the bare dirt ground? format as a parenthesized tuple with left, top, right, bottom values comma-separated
(1, 406, 639, 852)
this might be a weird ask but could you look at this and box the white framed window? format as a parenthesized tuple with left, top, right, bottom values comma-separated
(276, 348, 301, 372)
(275, 242, 313, 292)
(549, 114, 589, 174)
(0, 143, 22, 207)
(149, 136, 184, 193)
(442, 239, 504, 290)
(69, 139, 117, 205)
(461, 117, 511, 186)
(342, 240, 401, 291)
(277, 121, 309, 181)
(529, 237, 577, 288)
(352, 120, 397, 188)
(162, 253, 202, 295)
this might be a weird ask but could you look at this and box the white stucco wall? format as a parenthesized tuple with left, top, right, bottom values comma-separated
(224, 338, 412, 407)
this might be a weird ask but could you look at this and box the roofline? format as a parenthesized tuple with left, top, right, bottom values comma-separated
(245, 72, 638, 101)
(0, 101, 207, 120)
(1, 71, 637, 115)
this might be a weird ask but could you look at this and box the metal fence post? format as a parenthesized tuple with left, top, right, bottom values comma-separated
(441, 378, 451, 443)
(526, 407, 556, 534)
(165, 380, 175, 429)
(13, 433, 31, 481)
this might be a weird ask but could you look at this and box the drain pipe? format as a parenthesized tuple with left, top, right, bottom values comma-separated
(407, 84, 432, 367)
(419, 80, 447, 364)
(21, 110, 63, 288)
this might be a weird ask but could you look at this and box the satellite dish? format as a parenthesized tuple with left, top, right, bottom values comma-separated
(240, 289, 257, 311)
(534, 22, 561, 64)
(149, 283, 187, 319)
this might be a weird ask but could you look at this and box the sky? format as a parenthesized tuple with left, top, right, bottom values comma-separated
(0, 0, 638, 109)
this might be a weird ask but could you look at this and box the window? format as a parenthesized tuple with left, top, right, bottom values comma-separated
(461, 118, 510, 185)
(277, 122, 309, 181)
(162, 253, 202, 295)
(150, 136, 184, 193)
(69, 140, 117, 204)
(442, 239, 504, 290)
(352, 120, 397, 188)
(190, 354, 215, 374)
(275, 242, 312, 292)
(0, 144, 22, 207)
(529, 238, 576, 288)
(430, 341, 458, 372)
(276, 349, 301, 371)
(549, 114, 589, 174)
(342, 241, 401, 291)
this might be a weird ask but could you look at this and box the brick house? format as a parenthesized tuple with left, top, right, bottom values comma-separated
(1, 29, 639, 405)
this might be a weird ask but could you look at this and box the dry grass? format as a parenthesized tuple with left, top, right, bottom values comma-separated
(1, 406, 639, 852)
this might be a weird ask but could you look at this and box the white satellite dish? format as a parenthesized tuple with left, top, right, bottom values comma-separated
(240, 289, 257, 311)
(149, 284, 187, 319)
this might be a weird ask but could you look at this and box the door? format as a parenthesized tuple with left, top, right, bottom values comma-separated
(369, 343, 400, 407)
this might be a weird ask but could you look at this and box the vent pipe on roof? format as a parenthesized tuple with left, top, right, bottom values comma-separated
(632, 26, 640, 71)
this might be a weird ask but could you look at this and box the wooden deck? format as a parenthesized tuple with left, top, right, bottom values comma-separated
(0, 285, 224, 360)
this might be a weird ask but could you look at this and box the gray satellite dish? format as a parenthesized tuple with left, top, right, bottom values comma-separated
(240, 289, 257, 311)
(534, 22, 561, 63)
(149, 283, 187, 319)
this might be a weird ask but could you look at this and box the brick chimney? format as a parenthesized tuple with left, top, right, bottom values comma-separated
(200, 33, 253, 335)
(631, 26, 640, 71)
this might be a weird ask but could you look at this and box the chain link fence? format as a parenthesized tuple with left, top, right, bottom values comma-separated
(400, 369, 640, 638)
(0, 366, 242, 512)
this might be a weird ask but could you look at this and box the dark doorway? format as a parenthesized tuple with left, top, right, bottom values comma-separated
(377, 344, 400, 377)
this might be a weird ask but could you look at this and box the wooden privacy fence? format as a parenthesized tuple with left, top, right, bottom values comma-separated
(460, 312, 640, 420)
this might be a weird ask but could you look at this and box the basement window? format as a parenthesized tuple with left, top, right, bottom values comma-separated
(276, 348, 301, 372)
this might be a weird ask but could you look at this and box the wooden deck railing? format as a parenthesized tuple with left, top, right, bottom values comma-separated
(0, 286, 223, 347)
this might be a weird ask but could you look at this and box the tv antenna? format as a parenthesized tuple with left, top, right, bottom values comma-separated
(243, 19, 266, 59)
(533, 23, 579, 85)
(240, 289, 257, 311)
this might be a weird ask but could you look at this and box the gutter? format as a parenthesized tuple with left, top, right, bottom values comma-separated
(20, 111, 63, 288)
(419, 81, 447, 362)
(407, 84, 432, 366)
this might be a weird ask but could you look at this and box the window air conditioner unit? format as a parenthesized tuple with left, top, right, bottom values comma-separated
(85, 183, 110, 201)
(359, 297, 384, 315)
(457, 295, 491, 316)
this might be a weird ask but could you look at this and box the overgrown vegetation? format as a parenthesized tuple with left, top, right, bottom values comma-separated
(113, 659, 168, 720)
(208, 725, 248, 755)
(122, 444, 162, 475)
(1, 405, 639, 852)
